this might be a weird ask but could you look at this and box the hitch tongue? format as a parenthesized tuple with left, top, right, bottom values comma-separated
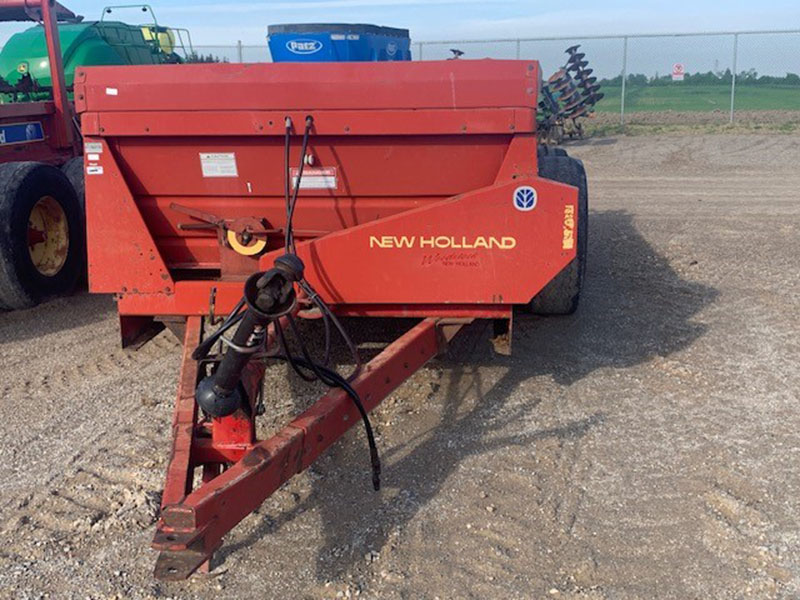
(195, 256, 304, 417)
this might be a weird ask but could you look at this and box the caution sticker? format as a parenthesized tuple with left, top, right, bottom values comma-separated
(291, 167, 337, 190)
(200, 153, 238, 178)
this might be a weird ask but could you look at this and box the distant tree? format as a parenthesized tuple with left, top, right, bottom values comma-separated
(185, 52, 229, 64)
(599, 70, 800, 87)
(627, 73, 648, 86)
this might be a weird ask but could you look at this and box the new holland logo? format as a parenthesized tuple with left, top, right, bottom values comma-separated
(513, 186, 537, 212)
(286, 39, 323, 55)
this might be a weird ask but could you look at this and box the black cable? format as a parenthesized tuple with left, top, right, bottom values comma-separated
(284, 116, 292, 254)
(274, 317, 317, 383)
(192, 298, 246, 360)
(286, 116, 314, 254)
(271, 344, 381, 491)
(280, 116, 376, 485)
(299, 279, 362, 380)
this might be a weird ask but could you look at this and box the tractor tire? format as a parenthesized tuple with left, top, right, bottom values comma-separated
(61, 157, 88, 283)
(526, 151, 588, 315)
(61, 157, 85, 214)
(0, 162, 84, 310)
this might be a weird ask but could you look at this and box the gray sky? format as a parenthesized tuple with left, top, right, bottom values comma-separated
(1, 1, 798, 77)
(0, 0, 795, 45)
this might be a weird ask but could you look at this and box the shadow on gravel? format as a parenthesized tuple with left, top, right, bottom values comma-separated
(0, 292, 115, 345)
(216, 209, 719, 579)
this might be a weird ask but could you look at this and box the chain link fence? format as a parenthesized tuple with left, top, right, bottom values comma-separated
(415, 30, 800, 126)
(122, 30, 800, 127)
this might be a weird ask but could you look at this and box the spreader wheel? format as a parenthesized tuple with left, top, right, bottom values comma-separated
(526, 150, 588, 315)
(0, 162, 84, 310)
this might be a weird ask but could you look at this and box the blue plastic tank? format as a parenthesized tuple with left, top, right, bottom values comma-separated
(268, 23, 411, 62)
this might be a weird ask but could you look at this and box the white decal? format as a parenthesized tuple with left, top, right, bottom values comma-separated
(200, 153, 239, 178)
(291, 167, 337, 190)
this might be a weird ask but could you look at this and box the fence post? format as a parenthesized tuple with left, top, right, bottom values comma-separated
(237, 40, 243, 63)
(417, 42, 423, 61)
(729, 33, 739, 124)
(515, 39, 521, 59)
(620, 36, 628, 127)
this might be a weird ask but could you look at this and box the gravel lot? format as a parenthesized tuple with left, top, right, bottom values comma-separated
(1, 133, 798, 599)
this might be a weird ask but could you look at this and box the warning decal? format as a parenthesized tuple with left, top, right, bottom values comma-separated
(200, 153, 239, 178)
(291, 167, 338, 190)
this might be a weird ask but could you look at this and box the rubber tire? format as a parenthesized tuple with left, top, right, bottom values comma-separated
(61, 157, 85, 214)
(61, 156, 88, 284)
(526, 151, 588, 315)
(0, 162, 84, 310)
(539, 145, 568, 158)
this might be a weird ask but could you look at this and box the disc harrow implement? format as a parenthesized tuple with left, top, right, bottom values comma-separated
(538, 44, 603, 144)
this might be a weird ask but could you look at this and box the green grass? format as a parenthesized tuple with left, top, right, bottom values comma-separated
(595, 84, 800, 112)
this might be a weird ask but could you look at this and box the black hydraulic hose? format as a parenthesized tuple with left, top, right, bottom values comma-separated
(284, 116, 292, 254)
(299, 279, 362, 380)
(304, 359, 381, 492)
(192, 298, 246, 360)
(286, 116, 314, 254)
(274, 317, 317, 383)
(271, 343, 381, 491)
(281, 314, 380, 489)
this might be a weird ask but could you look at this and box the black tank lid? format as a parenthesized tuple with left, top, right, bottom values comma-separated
(268, 23, 410, 38)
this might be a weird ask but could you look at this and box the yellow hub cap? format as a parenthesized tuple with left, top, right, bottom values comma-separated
(27, 195, 69, 277)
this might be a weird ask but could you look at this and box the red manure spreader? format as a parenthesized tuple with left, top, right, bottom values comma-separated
(76, 58, 588, 579)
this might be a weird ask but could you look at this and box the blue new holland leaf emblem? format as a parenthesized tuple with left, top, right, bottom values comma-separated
(513, 186, 537, 212)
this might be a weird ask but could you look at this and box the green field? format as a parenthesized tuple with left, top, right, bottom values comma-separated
(595, 84, 800, 112)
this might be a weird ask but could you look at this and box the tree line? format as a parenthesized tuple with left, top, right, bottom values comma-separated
(600, 69, 800, 86)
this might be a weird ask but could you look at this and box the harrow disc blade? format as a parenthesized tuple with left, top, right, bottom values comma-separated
(568, 105, 592, 119)
(562, 97, 584, 112)
(565, 44, 581, 54)
(567, 52, 586, 64)
(579, 76, 598, 88)
(547, 69, 567, 84)
(567, 60, 589, 72)
(551, 79, 573, 93)
(560, 89, 581, 102)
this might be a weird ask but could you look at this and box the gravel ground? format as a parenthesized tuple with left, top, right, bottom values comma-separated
(1, 134, 799, 600)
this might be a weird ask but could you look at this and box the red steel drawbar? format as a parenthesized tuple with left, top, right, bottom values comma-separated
(75, 59, 578, 579)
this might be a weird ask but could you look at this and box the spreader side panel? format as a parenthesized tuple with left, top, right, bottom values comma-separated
(279, 177, 578, 306)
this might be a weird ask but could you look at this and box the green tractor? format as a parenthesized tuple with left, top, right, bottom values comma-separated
(0, 3, 192, 311)
(0, 4, 193, 102)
